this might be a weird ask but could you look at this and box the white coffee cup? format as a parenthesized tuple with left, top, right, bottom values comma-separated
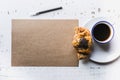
(92, 21, 114, 44)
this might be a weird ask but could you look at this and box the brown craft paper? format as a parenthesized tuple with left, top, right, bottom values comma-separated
(12, 19, 78, 66)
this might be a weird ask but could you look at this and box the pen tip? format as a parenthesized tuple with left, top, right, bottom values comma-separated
(31, 14, 36, 16)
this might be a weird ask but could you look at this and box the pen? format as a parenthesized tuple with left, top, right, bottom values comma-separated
(32, 7, 63, 16)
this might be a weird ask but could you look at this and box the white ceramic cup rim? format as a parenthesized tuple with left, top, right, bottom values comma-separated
(92, 21, 114, 44)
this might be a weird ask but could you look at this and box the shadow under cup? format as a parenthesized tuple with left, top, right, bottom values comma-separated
(92, 21, 114, 44)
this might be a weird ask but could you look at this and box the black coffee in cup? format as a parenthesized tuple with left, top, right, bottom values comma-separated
(92, 21, 114, 43)
(93, 23, 110, 41)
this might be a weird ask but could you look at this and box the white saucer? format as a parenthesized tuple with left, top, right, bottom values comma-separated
(84, 17, 120, 63)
